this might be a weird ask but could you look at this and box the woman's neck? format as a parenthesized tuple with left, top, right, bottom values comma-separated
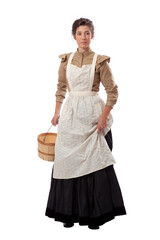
(78, 47, 90, 53)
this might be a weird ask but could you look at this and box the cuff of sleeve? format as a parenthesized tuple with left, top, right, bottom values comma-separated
(56, 97, 63, 103)
(105, 102, 114, 109)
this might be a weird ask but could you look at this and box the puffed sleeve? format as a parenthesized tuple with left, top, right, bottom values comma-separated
(55, 53, 68, 103)
(97, 55, 118, 108)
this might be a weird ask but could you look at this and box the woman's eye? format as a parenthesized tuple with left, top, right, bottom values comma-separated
(77, 32, 90, 36)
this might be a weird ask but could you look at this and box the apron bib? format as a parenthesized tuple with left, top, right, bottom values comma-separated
(53, 52, 116, 179)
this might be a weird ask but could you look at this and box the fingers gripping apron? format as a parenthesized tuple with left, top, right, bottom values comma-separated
(53, 52, 116, 179)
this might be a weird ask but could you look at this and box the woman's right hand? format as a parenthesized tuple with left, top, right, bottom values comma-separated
(51, 113, 60, 126)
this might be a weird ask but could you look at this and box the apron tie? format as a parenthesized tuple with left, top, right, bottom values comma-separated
(69, 91, 99, 97)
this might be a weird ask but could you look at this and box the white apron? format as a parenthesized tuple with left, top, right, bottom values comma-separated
(53, 52, 116, 179)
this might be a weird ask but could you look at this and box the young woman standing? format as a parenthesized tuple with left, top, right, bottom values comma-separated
(45, 18, 126, 230)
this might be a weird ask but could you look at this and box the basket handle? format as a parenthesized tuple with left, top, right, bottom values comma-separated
(43, 124, 53, 142)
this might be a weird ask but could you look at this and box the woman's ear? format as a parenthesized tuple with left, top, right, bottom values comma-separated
(73, 34, 76, 40)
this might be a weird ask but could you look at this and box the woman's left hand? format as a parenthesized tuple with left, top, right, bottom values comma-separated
(97, 113, 108, 134)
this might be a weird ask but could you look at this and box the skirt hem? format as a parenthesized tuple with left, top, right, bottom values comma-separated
(45, 206, 126, 226)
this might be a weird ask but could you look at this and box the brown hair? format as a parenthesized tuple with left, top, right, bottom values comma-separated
(72, 18, 94, 37)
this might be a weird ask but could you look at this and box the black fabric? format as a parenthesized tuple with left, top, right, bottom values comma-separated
(104, 129, 113, 151)
(45, 130, 126, 226)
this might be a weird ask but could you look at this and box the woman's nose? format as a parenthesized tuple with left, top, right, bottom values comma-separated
(82, 33, 86, 39)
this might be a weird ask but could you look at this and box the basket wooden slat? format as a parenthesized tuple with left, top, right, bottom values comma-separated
(37, 132, 57, 162)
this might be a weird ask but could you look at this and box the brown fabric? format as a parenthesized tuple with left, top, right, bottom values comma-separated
(55, 48, 118, 108)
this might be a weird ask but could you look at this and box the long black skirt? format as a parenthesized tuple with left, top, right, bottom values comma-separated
(45, 130, 126, 226)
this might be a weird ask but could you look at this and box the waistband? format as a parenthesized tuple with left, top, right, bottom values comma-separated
(68, 91, 99, 96)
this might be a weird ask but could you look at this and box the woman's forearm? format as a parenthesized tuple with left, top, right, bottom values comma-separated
(102, 105, 112, 119)
(55, 101, 62, 115)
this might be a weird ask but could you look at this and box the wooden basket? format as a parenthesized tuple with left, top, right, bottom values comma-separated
(37, 132, 57, 162)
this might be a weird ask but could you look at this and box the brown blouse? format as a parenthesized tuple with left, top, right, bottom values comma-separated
(55, 48, 118, 108)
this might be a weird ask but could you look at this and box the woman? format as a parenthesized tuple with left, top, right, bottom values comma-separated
(45, 18, 126, 230)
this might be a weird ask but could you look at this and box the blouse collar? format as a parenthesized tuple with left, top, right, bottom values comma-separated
(76, 47, 93, 56)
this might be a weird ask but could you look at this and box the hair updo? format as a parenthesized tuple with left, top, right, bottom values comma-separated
(72, 18, 94, 37)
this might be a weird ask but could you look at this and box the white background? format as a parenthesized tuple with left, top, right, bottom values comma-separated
(0, 0, 160, 239)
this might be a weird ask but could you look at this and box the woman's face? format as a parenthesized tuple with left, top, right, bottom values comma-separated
(73, 25, 93, 50)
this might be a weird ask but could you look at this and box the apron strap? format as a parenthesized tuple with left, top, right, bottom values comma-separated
(66, 52, 75, 91)
(89, 53, 98, 90)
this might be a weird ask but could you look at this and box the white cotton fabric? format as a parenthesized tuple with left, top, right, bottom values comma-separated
(53, 52, 116, 179)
